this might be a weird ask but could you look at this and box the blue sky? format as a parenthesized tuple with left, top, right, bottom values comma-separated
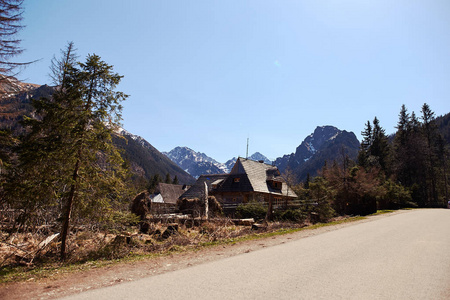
(17, 0, 450, 162)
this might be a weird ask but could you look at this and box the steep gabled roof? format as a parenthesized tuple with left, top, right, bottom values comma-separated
(155, 183, 188, 204)
(222, 158, 297, 198)
(213, 173, 253, 193)
(182, 158, 298, 200)
(180, 174, 228, 199)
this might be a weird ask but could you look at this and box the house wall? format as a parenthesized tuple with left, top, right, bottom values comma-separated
(214, 191, 295, 203)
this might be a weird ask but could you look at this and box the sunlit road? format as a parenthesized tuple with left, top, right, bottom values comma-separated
(61, 209, 450, 299)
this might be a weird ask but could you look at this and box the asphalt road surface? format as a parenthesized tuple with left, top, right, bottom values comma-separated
(61, 209, 450, 299)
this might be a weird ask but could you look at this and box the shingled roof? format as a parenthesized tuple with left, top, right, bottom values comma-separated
(180, 158, 297, 200)
(217, 158, 297, 198)
(154, 183, 188, 204)
(179, 174, 228, 199)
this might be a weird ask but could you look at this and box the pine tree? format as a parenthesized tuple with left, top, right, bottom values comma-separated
(357, 117, 390, 174)
(357, 121, 372, 168)
(304, 173, 310, 189)
(371, 117, 390, 173)
(165, 173, 172, 184)
(420, 103, 440, 206)
(148, 174, 161, 192)
(3, 44, 80, 229)
(173, 175, 179, 185)
(391, 104, 448, 207)
(394, 104, 410, 146)
(59, 53, 129, 259)
(6, 45, 130, 259)
(393, 105, 415, 187)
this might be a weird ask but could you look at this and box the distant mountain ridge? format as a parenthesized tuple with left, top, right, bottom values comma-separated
(165, 129, 360, 184)
(224, 152, 272, 172)
(163, 146, 228, 178)
(164, 148, 273, 178)
(274, 126, 360, 182)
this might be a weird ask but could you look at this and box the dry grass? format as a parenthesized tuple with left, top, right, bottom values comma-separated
(0, 219, 281, 271)
(0, 214, 366, 283)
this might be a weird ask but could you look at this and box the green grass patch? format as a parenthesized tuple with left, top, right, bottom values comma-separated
(370, 210, 395, 216)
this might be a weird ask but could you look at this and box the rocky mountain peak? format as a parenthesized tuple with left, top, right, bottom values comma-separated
(274, 125, 360, 181)
(163, 147, 228, 178)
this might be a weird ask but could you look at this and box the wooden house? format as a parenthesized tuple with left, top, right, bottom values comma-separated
(179, 174, 228, 200)
(212, 158, 297, 206)
(180, 158, 297, 214)
(150, 183, 188, 214)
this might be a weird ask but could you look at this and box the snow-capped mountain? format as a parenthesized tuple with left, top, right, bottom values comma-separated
(225, 152, 272, 171)
(164, 127, 358, 183)
(164, 148, 273, 178)
(274, 126, 360, 181)
(163, 147, 228, 178)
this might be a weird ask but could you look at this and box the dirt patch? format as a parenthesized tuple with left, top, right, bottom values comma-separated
(0, 211, 404, 300)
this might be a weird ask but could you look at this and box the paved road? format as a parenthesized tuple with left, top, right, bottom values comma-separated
(62, 209, 450, 299)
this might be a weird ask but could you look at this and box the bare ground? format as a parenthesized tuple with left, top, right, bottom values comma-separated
(0, 211, 404, 300)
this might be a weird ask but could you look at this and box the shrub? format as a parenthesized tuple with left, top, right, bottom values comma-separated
(235, 202, 266, 220)
(274, 209, 307, 223)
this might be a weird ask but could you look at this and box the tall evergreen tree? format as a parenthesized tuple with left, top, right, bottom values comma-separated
(165, 173, 172, 184)
(391, 104, 448, 207)
(371, 117, 390, 174)
(148, 174, 162, 192)
(393, 105, 415, 188)
(6, 45, 130, 259)
(357, 117, 390, 174)
(357, 121, 372, 168)
(304, 173, 310, 190)
(420, 103, 440, 206)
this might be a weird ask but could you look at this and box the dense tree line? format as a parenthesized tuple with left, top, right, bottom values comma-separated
(295, 103, 449, 216)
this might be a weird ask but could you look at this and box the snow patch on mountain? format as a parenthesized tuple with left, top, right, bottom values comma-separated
(164, 146, 228, 178)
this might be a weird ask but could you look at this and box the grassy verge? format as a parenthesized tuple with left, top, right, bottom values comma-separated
(0, 213, 382, 284)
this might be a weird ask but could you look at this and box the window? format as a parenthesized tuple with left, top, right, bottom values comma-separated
(274, 197, 283, 208)
(234, 178, 240, 183)
(272, 181, 282, 189)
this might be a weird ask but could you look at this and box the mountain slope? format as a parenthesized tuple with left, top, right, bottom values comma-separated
(163, 146, 227, 178)
(274, 126, 360, 182)
(0, 77, 53, 133)
(0, 78, 194, 185)
(114, 131, 195, 184)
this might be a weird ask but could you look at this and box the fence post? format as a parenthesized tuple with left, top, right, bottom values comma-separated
(204, 182, 209, 220)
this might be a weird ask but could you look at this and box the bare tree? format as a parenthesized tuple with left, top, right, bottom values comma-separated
(0, 0, 27, 77)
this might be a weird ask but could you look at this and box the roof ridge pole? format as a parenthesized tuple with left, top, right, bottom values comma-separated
(246, 137, 249, 159)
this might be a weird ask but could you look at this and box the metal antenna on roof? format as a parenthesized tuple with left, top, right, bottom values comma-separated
(246, 137, 249, 159)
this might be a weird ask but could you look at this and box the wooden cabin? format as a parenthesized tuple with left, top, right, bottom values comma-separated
(180, 158, 297, 214)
